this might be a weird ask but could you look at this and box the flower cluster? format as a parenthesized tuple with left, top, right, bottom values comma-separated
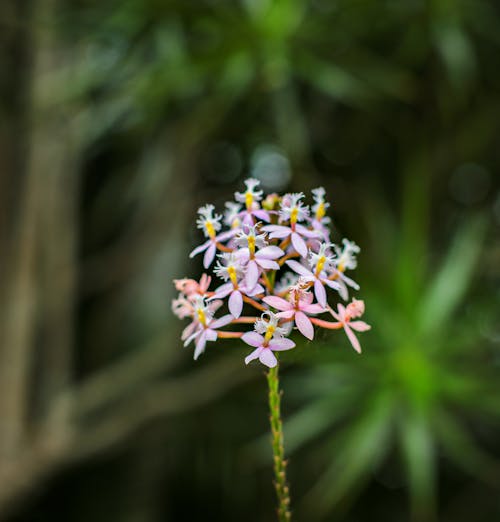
(172, 178, 370, 368)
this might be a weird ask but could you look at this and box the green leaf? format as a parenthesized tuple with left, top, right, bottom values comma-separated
(399, 411, 436, 522)
(419, 215, 487, 335)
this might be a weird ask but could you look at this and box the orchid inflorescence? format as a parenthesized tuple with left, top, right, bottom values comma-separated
(172, 179, 370, 368)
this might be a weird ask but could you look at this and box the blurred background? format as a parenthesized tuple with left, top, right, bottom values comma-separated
(1, 0, 500, 521)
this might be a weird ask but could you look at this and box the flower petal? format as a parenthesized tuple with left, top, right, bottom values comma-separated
(259, 348, 278, 367)
(344, 324, 361, 353)
(245, 283, 265, 297)
(205, 328, 218, 342)
(295, 311, 314, 340)
(286, 260, 313, 278)
(210, 282, 233, 300)
(261, 225, 291, 239)
(229, 290, 243, 318)
(253, 210, 271, 222)
(291, 232, 308, 257)
(241, 331, 264, 347)
(349, 320, 371, 332)
(256, 246, 284, 259)
(276, 310, 295, 319)
(268, 338, 296, 351)
(314, 279, 327, 307)
(210, 314, 234, 329)
(263, 296, 292, 311)
(295, 224, 321, 238)
(245, 347, 262, 365)
(203, 242, 217, 268)
(245, 260, 260, 289)
(256, 259, 280, 270)
(189, 240, 210, 258)
(300, 303, 324, 314)
(194, 333, 207, 360)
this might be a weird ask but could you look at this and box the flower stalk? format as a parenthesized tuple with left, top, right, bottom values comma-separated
(267, 365, 291, 522)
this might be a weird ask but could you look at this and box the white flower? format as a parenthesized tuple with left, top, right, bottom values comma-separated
(235, 223, 268, 252)
(279, 192, 309, 224)
(224, 202, 243, 228)
(311, 187, 331, 222)
(254, 311, 289, 339)
(214, 253, 245, 284)
(334, 239, 360, 271)
(235, 178, 263, 208)
(308, 242, 335, 273)
(196, 204, 222, 239)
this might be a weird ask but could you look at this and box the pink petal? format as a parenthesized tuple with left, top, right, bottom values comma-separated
(229, 290, 243, 318)
(256, 258, 280, 270)
(268, 338, 296, 351)
(253, 210, 270, 221)
(245, 347, 262, 365)
(300, 303, 324, 314)
(259, 348, 278, 368)
(241, 331, 264, 347)
(286, 260, 313, 278)
(210, 314, 234, 329)
(205, 329, 218, 342)
(261, 225, 291, 238)
(295, 311, 314, 340)
(276, 310, 295, 319)
(211, 282, 233, 299)
(189, 240, 210, 258)
(181, 322, 197, 341)
(263, 296, 292, 311)
(291, 232, 308, 257)
(324, 278, 341, 291)
(217, 229, 238, 242)
(341, 273, 360, 290)
(243, 214, 255, 226)
(296, 224, 321, 238)
(256, 246, 284, 259)
(314, 279, 327, 307)
(193, 333, 207, 359)
(344, 324, 361, 353)
(203, 242, 217, 268)
(349, 320, 371, 332)
(245, 283, 265, 297)
(245, 260, 260, 289)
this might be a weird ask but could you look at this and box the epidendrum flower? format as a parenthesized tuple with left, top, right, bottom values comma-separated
(173, 178, 370, 366)
(172, 177, 370, 522)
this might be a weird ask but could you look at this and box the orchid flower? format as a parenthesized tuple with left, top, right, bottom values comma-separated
(263, 280, 324, 340)
(234, 178, 270, 225)
(328, 299, 371, 353)
(211, 253, 264, 317)
(285, 242, 341, 307)
(262, 193, 319, 257)
(242, 312, 296, 368)
(190, 205, 237, 268)
(235, 224, 283, 289)
(183, 297, 233, 359)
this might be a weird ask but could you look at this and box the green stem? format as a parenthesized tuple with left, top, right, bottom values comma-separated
(267, 364, 291, 522)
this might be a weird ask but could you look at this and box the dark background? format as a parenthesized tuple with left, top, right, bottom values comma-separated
(1, 1, 500, 521)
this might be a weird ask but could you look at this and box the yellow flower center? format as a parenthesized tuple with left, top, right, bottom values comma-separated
(337, 262, 345, 273)
(245, 192, 253, 210)
(315, 202, 325, 220)
(197, 308, 207, 326)
(315, 255, 326, 276)
(205, 221, 215, 239)
(264, 324, 275, 344)
(248, 234, 256, 257)
(290, 207, 299, 225)
(228, 265, 238, 287)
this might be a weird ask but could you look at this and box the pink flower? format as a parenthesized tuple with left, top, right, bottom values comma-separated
(262, 193, 318, 257)
(263, 285, 324, 340)
(242, 332, 295, 368)
(234, 178, 270, 225)
(190, 205, 237, 268)
(328, 299, 370, 353)
(235, 225, 283, 289)
(241, 312, 295, 368)
(183, 297, 234, 359)
(211, 281, 264, 318)
(174, 274, 211, 298)
(286, 259, 340, 308)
